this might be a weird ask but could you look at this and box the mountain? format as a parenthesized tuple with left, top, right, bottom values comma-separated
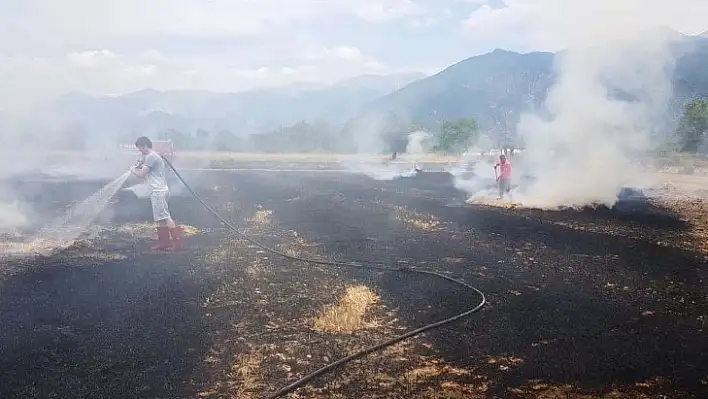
(354, 30, 708, 137)
(333, 73, 426, 90)
(25, 28, 708, 150)
(357, 49, 555, 130)
(36, 72, 425, 140)
(673, 35, 708, 100)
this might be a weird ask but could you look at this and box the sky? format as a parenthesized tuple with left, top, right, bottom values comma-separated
(0, 0, 706, 114)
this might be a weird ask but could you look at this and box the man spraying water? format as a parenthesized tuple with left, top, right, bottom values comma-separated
(129, 136, 183, 250)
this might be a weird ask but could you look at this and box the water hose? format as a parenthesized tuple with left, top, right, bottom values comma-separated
(162, 158, 487, 398)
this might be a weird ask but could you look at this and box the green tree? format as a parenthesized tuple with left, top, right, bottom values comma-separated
(59, 123, 88, 150)
(163, 129, 194, 149)
(678, 98, 708, 152)
(341, 111, 412, 154)
(193, 129, 211, 150)
(379, 111, 412, 153)
(212, 130, 244, 151)
(278, 121, 312, 152)
(477, 134, 494, 152)
(433, 118, 479, 154)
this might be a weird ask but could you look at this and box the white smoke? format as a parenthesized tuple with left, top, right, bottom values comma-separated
(517, 30, 682, 208)
(449, 157, 497, 197)
(456, 0, 707, 207)
(0, 201, 33, 233)
(405, 130, 433, 155)
(343, 128, 430, 181)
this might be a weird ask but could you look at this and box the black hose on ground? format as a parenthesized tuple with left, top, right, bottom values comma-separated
(162, 158, 487, 398)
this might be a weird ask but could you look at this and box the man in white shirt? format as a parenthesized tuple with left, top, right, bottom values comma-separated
(130, 136, 183, 250)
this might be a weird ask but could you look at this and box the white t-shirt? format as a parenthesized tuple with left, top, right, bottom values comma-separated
(138, 150, 169, 192)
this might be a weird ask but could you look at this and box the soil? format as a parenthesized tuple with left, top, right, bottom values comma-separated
(1, 168, 707, 398)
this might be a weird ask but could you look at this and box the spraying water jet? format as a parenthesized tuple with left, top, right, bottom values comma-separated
(1, 172, 131, 257)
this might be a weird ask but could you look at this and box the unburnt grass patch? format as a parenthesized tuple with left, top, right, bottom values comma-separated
(247, 206, 274, 227)
(113, 221, 201, 238)
(391, 205, 442, 231)
(0, 226, 147, 279)
(312, 285, 381, 333)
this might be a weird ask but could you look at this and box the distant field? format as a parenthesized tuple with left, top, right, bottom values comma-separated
(42, 150, 461, 165)
(169, 152, 708, 172)
(41, 150, 708, 172)
(177, 151, 460, 164)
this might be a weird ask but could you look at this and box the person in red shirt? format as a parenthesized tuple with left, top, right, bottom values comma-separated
(494, 154, 512, 199)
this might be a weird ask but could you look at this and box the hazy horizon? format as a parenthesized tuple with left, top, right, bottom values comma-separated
(1, 0, 706, 115)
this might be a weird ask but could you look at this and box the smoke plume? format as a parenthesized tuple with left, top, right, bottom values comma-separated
(455, 0, 701, 208)
(405, 130, 433, 155)
(516, 28, 683, 208)
(343, 128, 430, 181)
(0, 111, 134, 233)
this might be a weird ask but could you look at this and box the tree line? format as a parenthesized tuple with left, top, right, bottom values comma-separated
(677, 97, 708, 153)
(140, 97, 708, 155)
(151, 114, 483, 154)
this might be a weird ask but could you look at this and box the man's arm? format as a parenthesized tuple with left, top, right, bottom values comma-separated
(131, 164, 150, 178)
(131, 153, 157, 178)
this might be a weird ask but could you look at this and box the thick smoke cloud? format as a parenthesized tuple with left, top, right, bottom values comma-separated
(517, 31, 681, 208)
(457, 0, 700, 208)
(405, 130, 433, 155)
(0, 117, 133, 232)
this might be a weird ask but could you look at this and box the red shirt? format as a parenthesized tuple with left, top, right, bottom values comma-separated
(496, 161, 512, 178)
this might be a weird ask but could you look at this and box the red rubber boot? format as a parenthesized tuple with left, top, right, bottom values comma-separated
(170, 225, 183, 250)
(151, 226, 172, 250)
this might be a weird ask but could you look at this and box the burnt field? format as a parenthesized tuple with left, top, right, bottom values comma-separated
(1, 169, 707, 398)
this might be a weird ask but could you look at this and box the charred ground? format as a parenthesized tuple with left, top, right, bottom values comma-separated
(0, 168, 706, 398)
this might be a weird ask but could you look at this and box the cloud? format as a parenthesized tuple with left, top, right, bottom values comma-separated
(1, 0, 436, 53)
(408, 17, 438, 28)
(0, 42, 409, 114)
(355, 0, 429, 22)
(3, 1, 325, 47)
(20, 0, 692, 114)
(304, 46, 366, 62)
(240, 45, 394, 84)
(66, 50, 118, 69)
(462, 0, 708, 52)
(0, 0, 447, 114)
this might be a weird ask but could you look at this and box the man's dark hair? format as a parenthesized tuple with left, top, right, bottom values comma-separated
(135, 136, 153, 148)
